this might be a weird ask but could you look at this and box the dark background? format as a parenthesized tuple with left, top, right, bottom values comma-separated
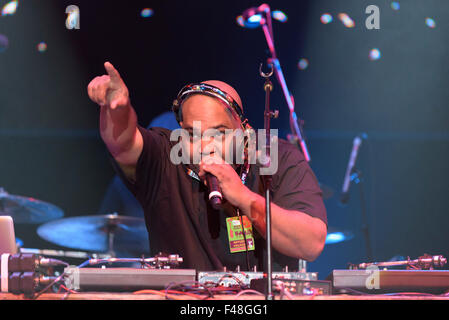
(0, 0, 448, 278)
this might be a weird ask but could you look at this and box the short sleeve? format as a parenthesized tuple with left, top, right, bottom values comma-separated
(271, 141, 328, 226)
(109, 126, 171, 208)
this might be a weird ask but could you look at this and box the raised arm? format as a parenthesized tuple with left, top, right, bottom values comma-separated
(87, 62, 143, 180)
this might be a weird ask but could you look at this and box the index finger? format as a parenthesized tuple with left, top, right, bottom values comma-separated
(104, 61, 121, 81)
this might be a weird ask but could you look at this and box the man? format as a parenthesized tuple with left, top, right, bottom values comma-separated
(87, 62, 327, 271)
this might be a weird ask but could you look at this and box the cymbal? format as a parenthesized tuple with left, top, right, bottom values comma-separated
(37, 213, 149, 255)
(0, 188, 64, 224)
(325, 227, 354, 244)
(20, 248, 112, 260)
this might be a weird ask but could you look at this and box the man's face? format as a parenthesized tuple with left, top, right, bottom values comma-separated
(179, 94, 242, 166)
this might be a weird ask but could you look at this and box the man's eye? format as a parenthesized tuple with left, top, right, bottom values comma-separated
(204, 131, 226, 139)
(188, 132, 201, 141)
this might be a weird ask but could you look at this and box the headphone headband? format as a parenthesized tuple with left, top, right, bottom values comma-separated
(172, 83, 250, 130)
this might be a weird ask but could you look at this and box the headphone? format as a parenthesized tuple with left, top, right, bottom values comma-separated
(172, 82, 251, 132)
(172, 82, 252, 182)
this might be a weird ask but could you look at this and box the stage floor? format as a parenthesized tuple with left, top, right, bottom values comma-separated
(1, 292, 448, 300)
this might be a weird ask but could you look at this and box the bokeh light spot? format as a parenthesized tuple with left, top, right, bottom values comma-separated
(272, 10, 287, 23)
(320, 13, 333, 24)
(326, 232, 345, 244)
(0, 34, 9, 53)
(140, 8, 153, 18)
(298, 58, 309, 70)
(425, 17, 436, 28)
(391, 2, 400, 11)
(369, 48, 381, 61)
(37, 42, 47, 53)
(1, 0, 18, 16)
(248, 14, 262, 24)
(338, 13, 355, 28)
(236, 15, 244, 27)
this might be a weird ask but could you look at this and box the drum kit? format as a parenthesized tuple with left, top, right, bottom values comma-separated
(0, 183, 352, 258)
(0, 187, 149, 259)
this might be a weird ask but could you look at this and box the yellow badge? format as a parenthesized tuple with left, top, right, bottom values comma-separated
(225, 216, 255, 253)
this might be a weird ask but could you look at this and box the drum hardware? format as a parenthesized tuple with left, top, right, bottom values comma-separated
(19, 248, 112, 260)
(36, 213, 149, 256)
(0, 187, 64, 223)
(338, 135, 372, 261)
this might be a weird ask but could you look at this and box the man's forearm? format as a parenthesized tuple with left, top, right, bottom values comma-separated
(238, 189, 326, 261)
(99, 102, 138, 161)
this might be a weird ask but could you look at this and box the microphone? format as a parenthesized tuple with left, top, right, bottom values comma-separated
(340, 134, 366, 204)
(206, 173, 223, 210)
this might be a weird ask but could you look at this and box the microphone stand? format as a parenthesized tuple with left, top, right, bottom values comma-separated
(351, 168, 373, 262)
(258, 4, 311, 162)
(259, 63, 275, 300)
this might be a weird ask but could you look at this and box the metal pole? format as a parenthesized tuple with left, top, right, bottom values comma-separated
(261, 65, 274, 300)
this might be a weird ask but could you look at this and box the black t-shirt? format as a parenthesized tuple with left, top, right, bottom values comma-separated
(112, 126, 327, 271)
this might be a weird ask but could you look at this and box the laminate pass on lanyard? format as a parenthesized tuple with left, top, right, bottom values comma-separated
(225, 216, 255, 253)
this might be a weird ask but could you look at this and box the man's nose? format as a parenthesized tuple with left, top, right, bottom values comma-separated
(199, 137, 216, 156)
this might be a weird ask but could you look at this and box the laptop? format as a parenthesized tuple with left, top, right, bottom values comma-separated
(0, 216, 18, 255)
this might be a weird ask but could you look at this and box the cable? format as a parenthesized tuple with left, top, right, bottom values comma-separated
(234, 289, 265, 299)
(32, 275, 64, 299)
(163, 280, 247, 298)
(58, 284, 78, 300)
(216, 273, 247, 290)
(236, 161, 251, 272)
(40, 258, 70, 268)
(32, 259, 90, 300)
(238, 213, 251, 271)
(383, 292, 437, 297)
(132, 289, 192, 300)
(336, 287, 444, 297)
(164, 280, 215, 300)
(335, 287, 373, 296)
(58, 284, 78, 294)
(274, 281, 294, 300)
